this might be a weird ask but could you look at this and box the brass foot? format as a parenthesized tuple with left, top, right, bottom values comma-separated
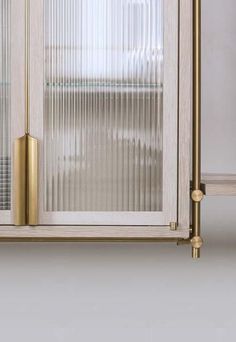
(191, 236, 203, 259)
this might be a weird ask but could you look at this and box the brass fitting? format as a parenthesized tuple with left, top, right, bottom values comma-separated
(191, 236, 203, 249)
(170, 222, 177, 231)
(191, 236, 203, 259)
(191, 189, 204, 203)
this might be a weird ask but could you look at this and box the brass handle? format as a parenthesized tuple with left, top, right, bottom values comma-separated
(14, 1, 38, 225)
(14, 134, 38, 225)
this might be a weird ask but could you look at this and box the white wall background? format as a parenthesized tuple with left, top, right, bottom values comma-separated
(0, 0, 236, 340)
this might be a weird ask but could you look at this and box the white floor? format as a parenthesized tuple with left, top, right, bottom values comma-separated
(0, 198, 236, 341)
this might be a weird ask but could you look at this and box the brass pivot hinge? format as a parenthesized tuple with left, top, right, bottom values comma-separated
(170, 222, 178, 231)
(14, 134, 38, 226)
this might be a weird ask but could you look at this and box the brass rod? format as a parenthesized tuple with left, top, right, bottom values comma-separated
(192, 0, 203, 258)
(193, 0, 201, 191)
(0, 237, 189, 243)
(25, 0, 30, 134)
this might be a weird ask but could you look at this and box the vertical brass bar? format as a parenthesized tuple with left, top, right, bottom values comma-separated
(25, 0, 30, 134)
(193, 0, 201, 191)
(191, 0, 203, 258)
(13, 0, 38, 226)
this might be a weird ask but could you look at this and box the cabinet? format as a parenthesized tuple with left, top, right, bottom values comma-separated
(0, 0, 192, 242)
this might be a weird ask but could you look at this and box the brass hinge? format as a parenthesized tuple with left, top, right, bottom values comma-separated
(14, 134, 38, 226)
(170, 222, 177, 231)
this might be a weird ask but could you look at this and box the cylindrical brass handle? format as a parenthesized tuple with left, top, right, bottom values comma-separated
(14, 134, 38, 226)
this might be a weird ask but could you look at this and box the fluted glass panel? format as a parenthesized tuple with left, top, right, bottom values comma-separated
(44, 0, 163, 211)
(0, 0, 10, 211)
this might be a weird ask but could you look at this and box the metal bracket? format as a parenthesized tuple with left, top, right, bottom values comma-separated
(177, 239, 191, 246)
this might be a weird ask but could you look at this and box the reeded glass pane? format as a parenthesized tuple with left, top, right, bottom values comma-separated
(0, 0, 10, 211)
(44, 0, 163, 211)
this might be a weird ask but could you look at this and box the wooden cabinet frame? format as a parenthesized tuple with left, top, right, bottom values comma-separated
(0, 0, 192, 242)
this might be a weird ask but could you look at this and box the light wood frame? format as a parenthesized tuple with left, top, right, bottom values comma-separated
(0, 0, 192, 240)
(30, 0, 178, 226)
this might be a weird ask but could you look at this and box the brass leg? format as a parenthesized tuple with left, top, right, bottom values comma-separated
(192, 0, 203, 259)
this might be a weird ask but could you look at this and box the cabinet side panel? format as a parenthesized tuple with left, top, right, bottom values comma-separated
(178, 0, 192, 231)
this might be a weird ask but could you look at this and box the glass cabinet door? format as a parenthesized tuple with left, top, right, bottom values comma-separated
(0, 0, 11, 222)
(30, 0, 178, 225)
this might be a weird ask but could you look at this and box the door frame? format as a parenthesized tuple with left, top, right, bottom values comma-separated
(29, 0, 179, 226)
